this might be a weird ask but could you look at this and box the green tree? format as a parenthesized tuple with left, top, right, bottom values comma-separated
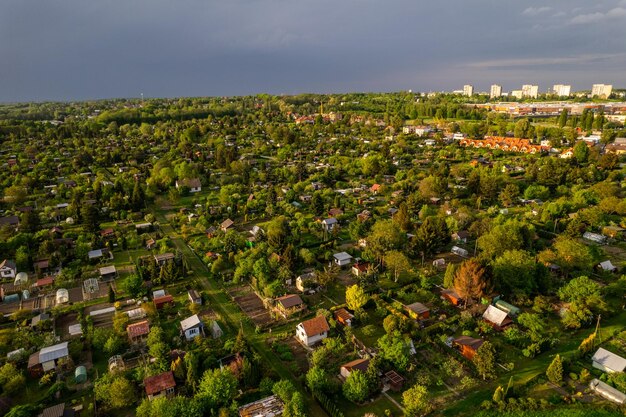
(343, 370, 370, 403)
(573, 141, 589, 164)
(94, 374, 135, 409)
(473, 341, 496, 380)
(546, 354, 563, 384)
(384, 250, 411, 282)
(377, 331, 410, 372)
(558, 109, 568, 128)
(81, 204, 100, 233)
(443, 262, 458, 289)
(499, 183, 519, 207)
(306, 366, 332, 393)
(365, 219, 407, 265)
(124, 274, 145, 298)
(517, 312, 545, 342)
(197, 368, 238, 409)
(402, 383, 431, 416)
(393, 202, 412, 231)
(492, 250, 537, 296)
(346, 285, 369, 311)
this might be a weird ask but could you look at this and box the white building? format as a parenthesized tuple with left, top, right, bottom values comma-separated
(490, 84, 502, 99)
(511, 90, 523, 99)
(592, 84, 613, 98)
(592, 347, 626, 373)
(552, 84, 571, 97)
(333, 252, 353, 267)
(296, 316, 329, 347)
(0, 259, 17, 279)
(463, 85, 474, 97)
(522, 84, 539, 99)
(180, 314, 204, 341)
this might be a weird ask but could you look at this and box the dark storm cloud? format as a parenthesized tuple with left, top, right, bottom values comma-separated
(1, 0, 624, 101)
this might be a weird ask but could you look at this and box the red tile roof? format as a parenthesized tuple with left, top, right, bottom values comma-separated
(301, 316, 329, 336)
(127, 320, 150, 338)
(36, 276, 55, 287)
(144, 371, 176, 395)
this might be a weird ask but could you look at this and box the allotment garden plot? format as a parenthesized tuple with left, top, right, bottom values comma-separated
(227, 285, 273, 326)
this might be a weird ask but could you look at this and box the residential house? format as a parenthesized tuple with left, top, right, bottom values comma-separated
(351, 260, 372, 277)
(210, 321, 223, 339)
(328, 208, 344, 217)
(275, 294, 306, 318)
(238, 395, 284, 417)
(334, 308, 354, 327)
(404, 302, 430, 320)
(333, 252, 353, 267)
(0, 260, 17, 279)
(37, 403, 74, 417)
(295, 271, 316, 292)
(153, 294, 175, 310)
(296, 316, 330, 347)
(452, 231, 469, 243)
(154, 252, 175, 265)
(100, 228, 115, 240)
(99, 265, 117, 281)
(144, 371, 176, 400)
(175, 178, 202, 193)
(598, 260, 618, 273)
(453, 336, 484, 360)
(592, 348, 626, 373)
(441, 289, 462, 306)
(221, 218, 234, 232)
(188, 289, 202, 305)
(180, 314, 204, 341)
(0, 216, 19, 230)
(340, 358, 370, 379)
(321, 217, 338, 232)
(28, 342, 70, 377)
(127, 320, 150, 345)
(482, 305, 513, 331)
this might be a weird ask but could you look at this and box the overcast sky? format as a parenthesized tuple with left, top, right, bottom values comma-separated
(1, 0, 625, 102)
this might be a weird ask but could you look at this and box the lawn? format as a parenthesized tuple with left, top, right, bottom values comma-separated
(338, 394, 402, 417)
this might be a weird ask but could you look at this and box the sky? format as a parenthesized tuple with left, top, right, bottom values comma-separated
(1, 0, 625, 102)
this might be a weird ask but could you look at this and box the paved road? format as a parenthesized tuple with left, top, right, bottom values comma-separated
(155, 212, 328, 417)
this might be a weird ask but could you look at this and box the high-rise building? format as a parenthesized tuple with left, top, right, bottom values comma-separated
(591, 84, 613, 98)
(521, 84, 539, 99)
(463, 85, 474, 97)
(490, 84, 502, 99)
(511, 90, 523, 99)
(552, 84, 571, 97)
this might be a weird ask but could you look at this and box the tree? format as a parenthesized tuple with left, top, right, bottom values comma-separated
(558, 109, 568, 128)
(346, 285, 368, 311)
(443, 263, 458, 289)
(558, 276, 601, 305)
(473, 341, 496, 380)
(414, 216, 449, 257)
(546, 354, 563, 384)
(343, 370, 370, 403)
(377, 331, 410, 372)
(600, 129, 617, 149)
(108, 285, 116, 303)
(517, 312, 545, 342)
(306, 366, 332, 393)
(185, 351, 200, 393)
(573, 141, 589, 164)
(454, 259, 488, 305)
(393, 202, 412, 231)
(365, 219, 407, 265)
(94, 374, 135, 409)
(492, 250, 537, 296)
(197, 368, 238, 409)
(124, 274, 145, 298)
(492, 385, 505, 403)
(402, 383, 431, 416)
(499, 183, 519, 207)
(384, 250, 411, 282)
(538, 238, 593, 275)
(81, 205, 100, 233)
(578, 331, 597, 354)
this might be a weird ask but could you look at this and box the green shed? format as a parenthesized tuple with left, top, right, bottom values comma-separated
(75, 366, 87, 383)
(494, 299, 520, 317)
